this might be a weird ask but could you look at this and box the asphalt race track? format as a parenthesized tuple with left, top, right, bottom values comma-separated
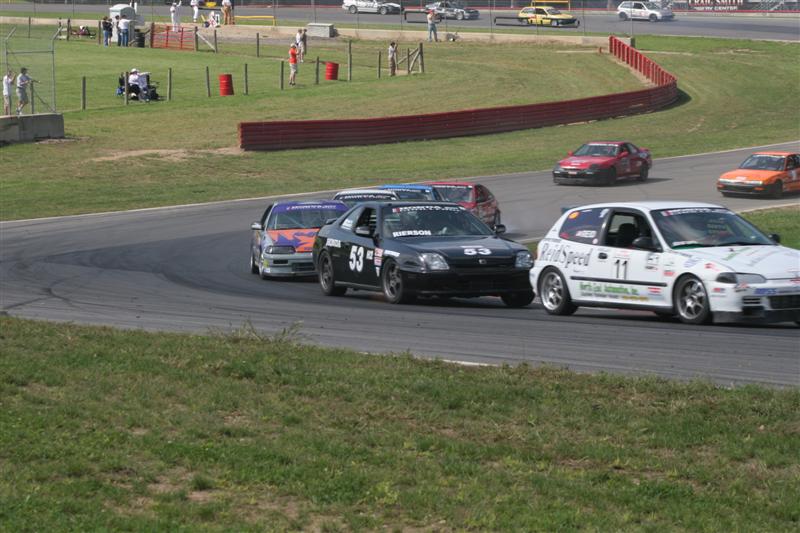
(2, 141, 799, 387)
(2, 4, 799, 41)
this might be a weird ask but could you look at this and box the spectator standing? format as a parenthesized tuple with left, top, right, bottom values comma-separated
(388, 42, 397, 76)
(295, 29, 305, 63)
(3, 69, 14, 116)
(288, 43, 298, 86)
(301, 29, 308, 60)
(170, 1, 182, 32)
(114, 15, 122, 46)
(190, 0, 199, 23)
(15, 67, 33, 116)
(426, 10, 438, 42)
(101, 16, 113, 46)
(118, 15, 131, 47)
(222, 0, 234, 25)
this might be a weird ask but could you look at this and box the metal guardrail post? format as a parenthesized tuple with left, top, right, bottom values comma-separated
(315, 57, 320, 85)
(205, 66, 211, 97)
(81, 76, 86, 110)
(168, 67, 173, 101)
(244, 63, 249, 95)
(280, 60, 284, 90)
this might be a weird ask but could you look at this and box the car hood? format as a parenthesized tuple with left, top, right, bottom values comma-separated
(401, 235, 522, 258)
(680, 246, 800, 280)
(719, 169, 782, 182)
(559, 156, 615, 168)
(268, 229, 320, 253)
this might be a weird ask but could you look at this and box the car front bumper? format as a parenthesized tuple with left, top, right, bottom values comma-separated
(553, 168, 611, 185)
(709, 282, 800, 324)
(717, 182, 773, 196)
(259, 251, 316, 277)
(403, 269, 531, 297)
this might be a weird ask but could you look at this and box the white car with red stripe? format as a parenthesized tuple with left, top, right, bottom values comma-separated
(530, 201, 800, 325)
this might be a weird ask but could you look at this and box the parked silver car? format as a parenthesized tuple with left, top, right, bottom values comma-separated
(617, 1, 674, 21)
(342, 0, 402, 15)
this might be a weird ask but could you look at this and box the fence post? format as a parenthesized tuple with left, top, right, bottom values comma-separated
(81, 76, 86, 110)
(150, 22, 155, 48)
(377, 51, 381, 78)
(213, 29, 218, 53)
(168, 67, 173, 101)
(28, 17, 31, 38)
(419, 42, 424, 73)
(194, 27, 198, 51)
(407, 48, 410, 75)
(280, 60, 285, 90)
(315, 56, 320, 85)
(244, 63, 249, 95)
(347, 40, 352, 81)
(205, 66, 211, 97)
(256, 33, 260, 57)
(66, 18, 71, 41)
(124, 72, 129, 106)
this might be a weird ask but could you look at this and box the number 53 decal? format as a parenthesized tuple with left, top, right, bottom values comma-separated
(349, 245, 365, 272)
(463, 247, 491, 256)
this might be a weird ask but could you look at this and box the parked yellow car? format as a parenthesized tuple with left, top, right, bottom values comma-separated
(517, 6, 579, 26)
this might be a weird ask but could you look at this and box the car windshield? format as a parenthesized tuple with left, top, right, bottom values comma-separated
(572, 143, 619, 157)
(548, 8, 562, 13)
(652, 208, 774, 249)
(335, 193, 395, 207)
(432, 185, 473, 203)
(738, 155, 785, 171)
(268, 206, 346, 230)
(643, 2, 660, 9)
(381, 205, 493, 238)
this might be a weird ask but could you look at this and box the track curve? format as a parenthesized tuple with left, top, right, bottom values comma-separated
(2, 142, 799, 386)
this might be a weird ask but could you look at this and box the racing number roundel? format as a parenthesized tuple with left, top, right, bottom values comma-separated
(349, 245, 365, 272)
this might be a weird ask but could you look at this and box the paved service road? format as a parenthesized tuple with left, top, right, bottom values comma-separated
(2, 142, 799, 387)
(3, 4, 799, 41)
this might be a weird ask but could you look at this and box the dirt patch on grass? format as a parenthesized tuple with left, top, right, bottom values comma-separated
(91, 147, 243, 163)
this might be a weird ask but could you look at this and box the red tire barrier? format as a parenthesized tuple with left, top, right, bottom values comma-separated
(239, 37, 677, 151)
(325, 62, 339, 81)
(219, 74, 233, 96)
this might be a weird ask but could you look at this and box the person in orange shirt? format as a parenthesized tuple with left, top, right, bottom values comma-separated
(288, 43, 298, 86)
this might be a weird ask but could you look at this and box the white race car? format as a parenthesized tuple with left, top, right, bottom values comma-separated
(530, 201, 800, 325)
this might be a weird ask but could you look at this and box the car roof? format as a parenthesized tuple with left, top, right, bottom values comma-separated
(428, 181, 476, 187)
(566, 201, 725, 212)
(378, 184, 435, 191)
(274, 200, 346, 208)
(334, 188, 398, 196)
(749, 151, 795, 157)
(581, 141, 629, 145)
(360, 200, 462, 209)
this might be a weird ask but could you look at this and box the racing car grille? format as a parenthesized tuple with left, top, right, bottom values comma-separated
(769, 295, 800, 310)
(449, 258, 515, 272)
(291, 262, 315, 273)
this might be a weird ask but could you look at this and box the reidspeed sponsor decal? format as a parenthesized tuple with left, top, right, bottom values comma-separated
(538, 242, 591, 268)
(393, 230, 432, 237)
(383, 250, 400, 257)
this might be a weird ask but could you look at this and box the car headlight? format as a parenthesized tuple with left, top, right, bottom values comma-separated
(420, 252, 449, 271)
(553, 165, 563, 172)
(716, 272, 767, 284)
(265, 245, 296, 254)
(515, 251, 533, 269)
(588, 164, 600, 172)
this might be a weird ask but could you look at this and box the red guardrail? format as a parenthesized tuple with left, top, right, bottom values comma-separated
(239, 37, 678, 151)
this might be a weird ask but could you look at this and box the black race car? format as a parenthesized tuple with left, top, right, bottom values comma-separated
(312, 201, 535, 306)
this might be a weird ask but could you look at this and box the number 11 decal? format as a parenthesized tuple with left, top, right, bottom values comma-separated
(614, 259, 628, 279)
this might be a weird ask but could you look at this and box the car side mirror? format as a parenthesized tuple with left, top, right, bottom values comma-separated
(567, 150, 573, 156)
(324, 218, 338, 226)
(355, 225, 372, 237)
(619, 151, 628, 157)
(632, 236, 659, 251)
(769, 233, 781, 244)
(250, 221, 262, 230)
(494, 224, 506, 235)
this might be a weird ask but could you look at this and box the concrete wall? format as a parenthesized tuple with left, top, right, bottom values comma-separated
(0, 114, 65, 144)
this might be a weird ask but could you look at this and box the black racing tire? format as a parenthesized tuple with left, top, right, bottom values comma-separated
(501, 290, 535, 308)
(770, 180, 784, 199)
(604, 167, 617, 186)
(250, 251, 259, 274)
(649, 13, 658, 22)
(379, 6, 388, 15)
(619, 12, 628, 21)
(538, 268, 578, 316)
(382, 259, 413, 304)
(674, 275, 712, 325)
(318, 251, 346, 296)
(638, 164, 649, 182)
(720, 191, 733, 197)
(456, 11, 465, 20)
(348, 5, 358, 14)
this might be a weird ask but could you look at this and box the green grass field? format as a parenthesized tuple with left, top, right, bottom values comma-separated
(0, 33, 798, 220)
(1, 316, 798, 531)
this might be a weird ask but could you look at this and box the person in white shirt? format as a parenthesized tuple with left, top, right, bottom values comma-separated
(295, 29, 305, 63)
(170, 1, 182, 31)
(3, 69, 14, 116)
(388, 42, 397, 77)
(15, 67, 32, 115)
(221, 0, 234, 25)
(190, 0, 199, 22)
(118, 15, 131, 46)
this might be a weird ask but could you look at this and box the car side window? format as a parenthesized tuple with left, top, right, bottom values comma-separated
(604, 212, 653, 249)
(260, 205, 273, 226)
(558, 208, 607, 245)
(535, 8, 545, 15)
(476, 186, 489, 203)
(633, 3, 644, 9)
(355, 207, 377, 235)
(785, 155, 798, 169)
(340, 207, 363, 231)
(625, 143, 637, 154)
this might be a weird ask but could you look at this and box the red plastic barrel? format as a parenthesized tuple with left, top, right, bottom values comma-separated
(219, 74, 234, 96)
(324, 62, 339, 81)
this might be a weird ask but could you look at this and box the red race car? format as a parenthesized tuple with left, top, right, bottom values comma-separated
(427, 181, 502, 228)
(553, 141, 652, 186)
